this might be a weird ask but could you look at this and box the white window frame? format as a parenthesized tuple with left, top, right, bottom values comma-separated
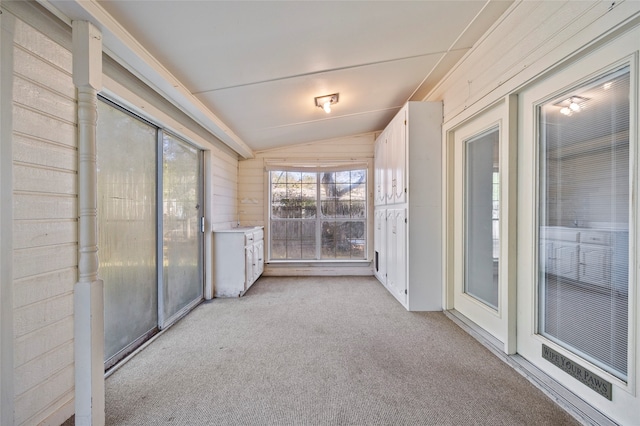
(267, 165, 368, 262)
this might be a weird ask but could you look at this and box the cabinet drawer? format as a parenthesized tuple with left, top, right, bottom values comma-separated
(244, 232, 255, 245)
(580, 231, 611, 245)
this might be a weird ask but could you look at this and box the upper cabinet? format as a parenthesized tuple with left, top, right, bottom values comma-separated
(389, 113, 407, 205)
(374, 128, 387, 206)
(375, 111, 408, 206)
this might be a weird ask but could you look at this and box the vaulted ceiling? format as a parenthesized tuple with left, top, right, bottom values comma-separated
(48, 1, 514, 157)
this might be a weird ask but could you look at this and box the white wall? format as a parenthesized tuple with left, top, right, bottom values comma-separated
(428, 1, 640, 125)
(238, 133, 375, 275)
(210, 146, 239, 230)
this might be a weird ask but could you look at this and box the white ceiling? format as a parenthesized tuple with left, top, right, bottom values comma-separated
(54, 1, 514, 155)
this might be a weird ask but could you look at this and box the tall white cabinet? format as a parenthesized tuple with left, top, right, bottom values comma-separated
(374, 102, 442, 311)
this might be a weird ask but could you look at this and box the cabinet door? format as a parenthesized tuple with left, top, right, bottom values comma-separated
(386, 208, 406, 303)
(556, 242, 579, 281)
(390, 112, 407, 204)
(540, 241, 556, 276)
(254, 240, 265, 279)
(579, 244, 611, 287)
(374, 134, 387, 205)
(245, 244, 255, 289)
(374, 208, 387, 284)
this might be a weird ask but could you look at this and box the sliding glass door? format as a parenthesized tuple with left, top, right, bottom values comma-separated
(98, 99, 205, 368)
(98, 100, 158, 369)
(160, 133, 204, 329)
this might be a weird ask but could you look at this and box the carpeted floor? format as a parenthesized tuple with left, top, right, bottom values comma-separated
(104, 276, 580, 425)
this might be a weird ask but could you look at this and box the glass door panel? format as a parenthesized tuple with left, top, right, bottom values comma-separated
(538, 67, 630, 380)
(160, 132, 203, 329)
(464, 127, 500, 310)
(98, 100, 158, 369)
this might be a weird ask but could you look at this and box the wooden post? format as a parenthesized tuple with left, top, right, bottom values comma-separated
(72, 20, 105, 426)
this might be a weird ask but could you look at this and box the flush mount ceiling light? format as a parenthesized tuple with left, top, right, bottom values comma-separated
(554, 95, 589, 116)
(314, 93, 339, 113)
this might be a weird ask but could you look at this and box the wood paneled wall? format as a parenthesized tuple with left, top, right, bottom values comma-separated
(10, 12, 76, 426)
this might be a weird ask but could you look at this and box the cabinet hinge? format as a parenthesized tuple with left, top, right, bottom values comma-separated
(404, 187, 407, 193)
(404, 119, 407, 125)
(404, 289, 407, 294)
(200, 217, 205, 233)
(404, 218, 407, 223)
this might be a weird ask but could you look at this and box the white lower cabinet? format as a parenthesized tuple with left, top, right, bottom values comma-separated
(385, 208, 407, 305)
(374, 208, 387, 283)
(213, 226, 264, 297)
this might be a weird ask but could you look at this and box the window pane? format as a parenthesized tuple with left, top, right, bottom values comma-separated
(286, 221, 301, 259)
(321, 221, 337, 258)
(348, 221, 366, 258)
(321, 200, 336, 218)
(286, 171, 302, 183)
(301, 221, 316, 259)
(271, 171, 286, 184)
(351, 201, 366, 218)
(538, 67, 629, 380)
(300, 184, 317, 218)
(335, 171, 351, 183)
(321, 221, 366, 260)
(270, 221, 286, 259)
(464, 127, 499, 310)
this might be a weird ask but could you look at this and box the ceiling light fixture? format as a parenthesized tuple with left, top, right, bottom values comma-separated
(554, 95, 589, 116)
(315, 93, 339, 113)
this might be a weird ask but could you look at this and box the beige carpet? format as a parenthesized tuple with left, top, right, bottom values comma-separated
(104, 276, 580, 425)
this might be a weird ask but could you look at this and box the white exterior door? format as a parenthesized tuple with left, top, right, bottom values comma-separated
(516, 35, 637, 424)
(449, 99, 517, 353)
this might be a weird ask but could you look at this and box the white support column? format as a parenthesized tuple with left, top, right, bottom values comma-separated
(72, 20, 104, 426)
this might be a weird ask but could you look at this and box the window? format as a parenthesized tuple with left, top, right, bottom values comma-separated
(269, 169, 367, 260)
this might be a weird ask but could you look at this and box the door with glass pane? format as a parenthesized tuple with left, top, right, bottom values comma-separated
(98, 100, 158, 369)
(537, 69, 629, 380)
(159, 133, 204, 329)
(517, 61, 632, 413)
(451, 101, 516, 352)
